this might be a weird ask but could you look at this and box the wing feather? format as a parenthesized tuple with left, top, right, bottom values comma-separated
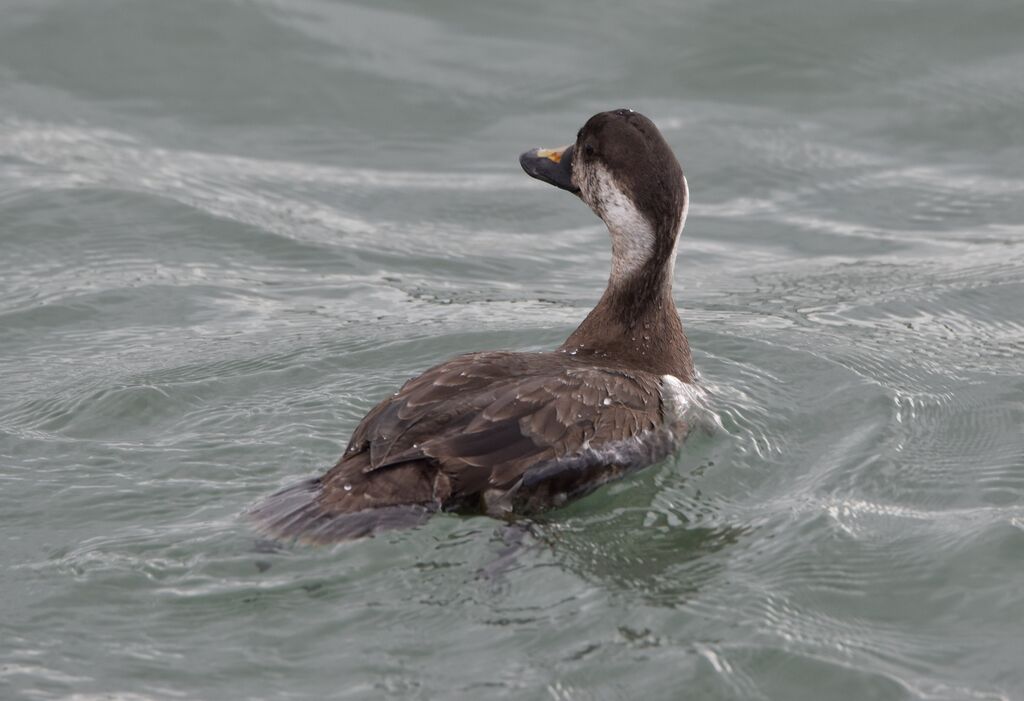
(339, 352, 664, 502)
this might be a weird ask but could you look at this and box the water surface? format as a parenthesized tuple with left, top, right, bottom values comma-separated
(2, 1, 1023, 699)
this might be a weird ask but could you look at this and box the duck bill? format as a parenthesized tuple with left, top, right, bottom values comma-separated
(519, 144, 579, 195)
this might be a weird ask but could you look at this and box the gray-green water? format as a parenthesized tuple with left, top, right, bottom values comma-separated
(2, 0, 1023, 699)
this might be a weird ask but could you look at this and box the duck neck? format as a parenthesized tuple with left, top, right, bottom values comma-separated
(560, 217, 693, 381)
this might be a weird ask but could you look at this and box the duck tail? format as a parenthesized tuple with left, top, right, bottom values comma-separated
(248, 477, 434, 545)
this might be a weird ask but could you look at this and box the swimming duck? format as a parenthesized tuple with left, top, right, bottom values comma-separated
(252, 109, 695, 543)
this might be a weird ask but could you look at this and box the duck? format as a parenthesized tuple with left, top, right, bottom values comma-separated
(252, 108, 697, 543)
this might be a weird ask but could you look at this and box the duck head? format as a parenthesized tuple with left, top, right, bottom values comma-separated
(520, 109, 694, 380)
(520, 109, 689, 285)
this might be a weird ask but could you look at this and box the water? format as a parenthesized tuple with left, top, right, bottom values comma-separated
(2, 0, 1023, 698)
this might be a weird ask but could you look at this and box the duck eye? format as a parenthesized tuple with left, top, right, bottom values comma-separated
(583, 144, 595, 157)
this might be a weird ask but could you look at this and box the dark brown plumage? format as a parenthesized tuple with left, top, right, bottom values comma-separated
(251, 109, 696, 543)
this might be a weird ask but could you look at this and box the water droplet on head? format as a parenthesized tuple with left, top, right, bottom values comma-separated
(343, 483, 353, 492)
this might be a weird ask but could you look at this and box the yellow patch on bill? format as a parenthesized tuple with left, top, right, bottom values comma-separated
(536, 147, 566, 163)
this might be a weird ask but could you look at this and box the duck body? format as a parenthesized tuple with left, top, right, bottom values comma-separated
(253, 109, 698, 543)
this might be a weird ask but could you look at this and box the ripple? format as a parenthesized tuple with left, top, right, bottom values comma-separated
(0, 119, 536, 266)
(3, 1, 1024, 698)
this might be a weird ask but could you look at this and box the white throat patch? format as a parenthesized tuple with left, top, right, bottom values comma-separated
(585, 166, 689, 285)
(588, 164, 655, 282)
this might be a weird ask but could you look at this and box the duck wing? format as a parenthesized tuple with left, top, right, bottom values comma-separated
(347, 351, 663, 490)
(251, 351, 668, 543)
